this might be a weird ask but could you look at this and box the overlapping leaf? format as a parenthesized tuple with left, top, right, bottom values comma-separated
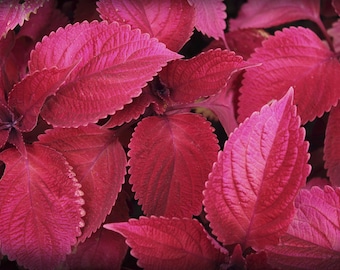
(204, 89, 310, 249)
(187, 0, 227, 42)
(0, 0, 45, 38)
(97, 0, 195, 52)
(328, 19, 340, 53)
(29, 21, 180, 127)
(128, 113, 219, 217)
(105, 217, 228, 269)
(229, 0, 320, 31)
(265, 186, 340, 269)
(38, 124, 127, 242)
(159, 49, 244, 104)
(0, 144, 84, 270)
(238, 27, 340, 124)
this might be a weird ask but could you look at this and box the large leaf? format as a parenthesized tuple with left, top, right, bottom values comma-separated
(29, 21, 180, 127)
(104, 216, 228, 269)
(204, 89, 310, 249)
(324, 104, 340, 186)
(229, 0, 320, 31)
(97, 0, 195, 52)
(38, 124, 127, 242)
(159, 49, 244, 105)
(187, 0, 227, 42)
(238, 27, 340, 124)
(8, 66, 76, 132)
(128, 113, 219, 217)
(0, 0, 45, 38)
(265, 186, 340, 269)
(0, 144, 84, 270)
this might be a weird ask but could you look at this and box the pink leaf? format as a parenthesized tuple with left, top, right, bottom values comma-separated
(0, 0, 45, 38)
(229, 0, 320, 31)
(64, 192, 129, 269)
(38, 124, 127, 242)
(29, 21, 180, 127)
(324, 104, 340, 186)
(265, 186, 340, 269)
(328, 19, 340, 53)
(104, 216, 228, 269)
(8, 66, 76, 132)
(238, 27, 340, 124)
(187, 0, 227, 42)
(128, 113, 219, 217)
(204, 89, 310, 249)
(97, 0, 195, 52)
(159, 49, 244, 105)
(0, 144, 84, 270)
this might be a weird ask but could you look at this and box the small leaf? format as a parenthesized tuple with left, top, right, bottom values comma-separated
(159, 49, 244, 105)
(29, 21, 180, 127)
(8, 66, 76, 132)
(265, 186, 340, 269)
(97, 0, 195, 52)
(38, 124, 127, 242)
(204, 89, 310, 249)
(328, 19, 340, 53)
(238, 26, 340, 124)
(188, 0, 227, 42)
(128, 113, 219, 217)
(229, 0, 320, 31)
(0, 144, 84, 270)
(0, 0, 45, 38)
(105, 216, 228, 270)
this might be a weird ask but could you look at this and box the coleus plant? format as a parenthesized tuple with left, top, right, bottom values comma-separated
(0, 0, 339, 269)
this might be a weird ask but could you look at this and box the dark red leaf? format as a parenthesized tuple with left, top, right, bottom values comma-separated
(128, 113, 219, 217)
(238, 27, 340, 124)
(204, 89, 310, 249)
(105, 217, 228, 270)
(38, 124, 127, 242)
(0, 144, 84, 270)
(97, 0, 195, 52)
(29, 21, 180, 127)
(265, 186, 340, 269)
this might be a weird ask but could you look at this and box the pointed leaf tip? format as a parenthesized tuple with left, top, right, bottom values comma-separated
(204, 88, 310, 249)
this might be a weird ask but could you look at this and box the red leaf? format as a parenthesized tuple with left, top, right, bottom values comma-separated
(0, 103, 13, 148)
(187, 0, 227, 42)
(238, 27, 340, 124)
(8, 66, 76, 132)
(38, 124, 127, 242)
(0, 144, 84, 270)
(104, 216, 228, 269)
(74, 0, 101, 22)
(128, 113, 219, 217)
(0, 0, 45, 38)
(97, 0, 195, 52)
(229, 0, 320, 31)
(64, 192, 129, 269)
(29, 21, 180, 127)
(333, 0, 340, 15)
(204, 89, 310, 249)
(159, 49, 244, 105)
(324, 104, 340, 186)
(265, 186, 340, 269)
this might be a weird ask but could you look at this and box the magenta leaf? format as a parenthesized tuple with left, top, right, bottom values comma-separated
(0, 0, 45, 38)
(265, 186, 340, 269)
(104, 216, 228, 269)
(38, 124, 127, 242)
(0, 103, 13, 148)
(29, 21, 180, 127)
(0, 144, 84, 270)
(128, 113, 219, 217)
(204, 89, 310, 249)
(238, 27, 340, 124)
(229, 0, 320, 31)
(8, 66, 76, 132)
(324, 104, 340, 186)
(187, 0, 227, 42)
(97, 0, 195, 52)
(159, 49, 244, 105)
